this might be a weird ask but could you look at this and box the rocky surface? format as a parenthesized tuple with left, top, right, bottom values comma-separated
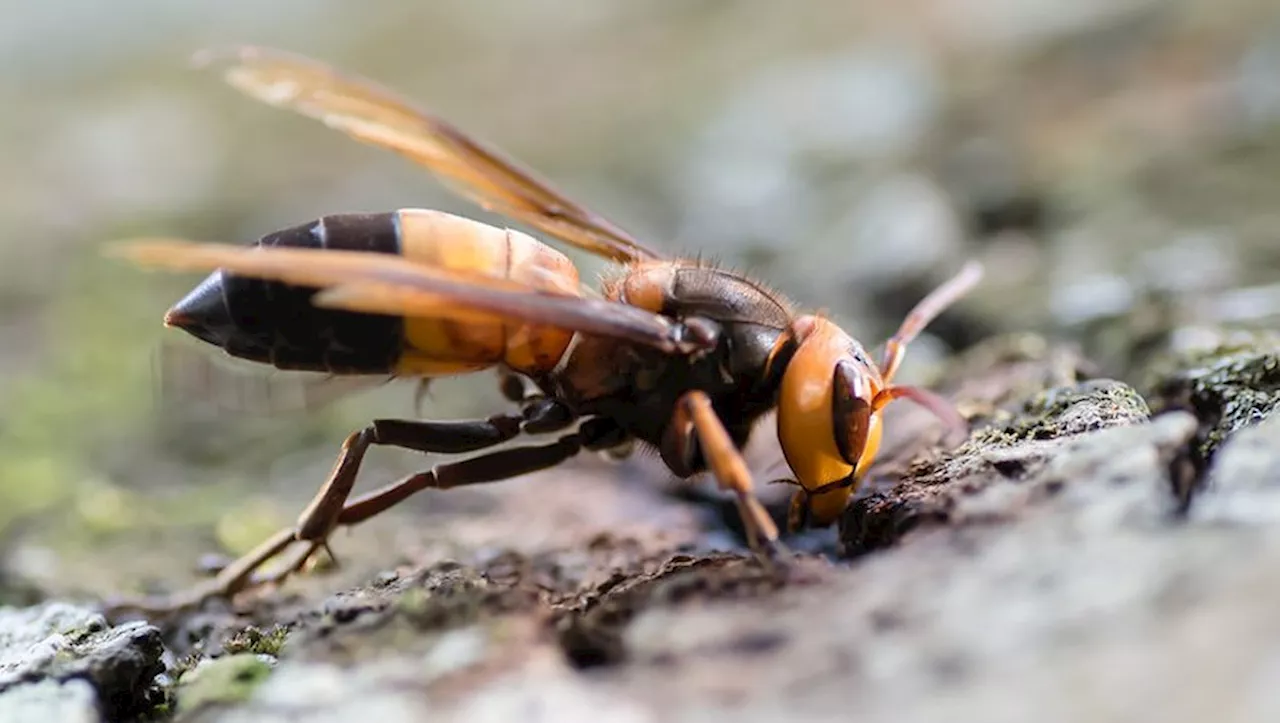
(0, 602, 165, 722)
(3, 0, 1280, 720)
(1147, 332, 1280, 466)
(4, 333, 1280, 721)
(0, 679, 100, 723)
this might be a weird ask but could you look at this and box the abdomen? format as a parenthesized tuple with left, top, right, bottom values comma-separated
(169, 209, 581, 378)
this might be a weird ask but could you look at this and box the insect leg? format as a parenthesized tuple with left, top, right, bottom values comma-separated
(108, 413, 600, 616)
(664, 391, 786, 561)
(328, 429, 591, 527)
(879, 261, 983, 383)
(105, 528, 302, 617)
(293, 414, 528, 545)
(499, 369, 539, 403)
(247, 429, 593, 593)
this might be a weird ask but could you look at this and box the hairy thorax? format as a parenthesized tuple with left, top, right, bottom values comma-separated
(548, 261, 797, 456)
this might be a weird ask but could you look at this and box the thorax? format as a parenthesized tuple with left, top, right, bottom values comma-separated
(546, 261, 796, 448)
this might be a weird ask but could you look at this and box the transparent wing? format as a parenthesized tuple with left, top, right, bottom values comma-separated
(196, 45, 665, 265)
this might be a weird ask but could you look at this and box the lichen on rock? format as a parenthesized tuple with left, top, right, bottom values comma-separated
(0, 602, 165, 721)
(0, 678, 99, 723)
(973, 378, 1151, 447)
(1146, 332, 1280, 465)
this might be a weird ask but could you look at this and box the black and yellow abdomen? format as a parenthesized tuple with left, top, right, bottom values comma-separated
(164, 209, 582, 378)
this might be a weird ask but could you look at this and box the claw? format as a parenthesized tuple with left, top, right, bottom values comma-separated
(319, 541, 340, 569)
(753, 536, 793, 571)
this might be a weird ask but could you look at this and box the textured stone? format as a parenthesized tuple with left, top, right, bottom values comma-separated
(0, 602, 163, 720)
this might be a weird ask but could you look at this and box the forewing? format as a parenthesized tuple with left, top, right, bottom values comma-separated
(195, 45, 664, 265)
(114, 239, 705, 355)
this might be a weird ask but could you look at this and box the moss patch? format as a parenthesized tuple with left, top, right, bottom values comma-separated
(176, 653, 274, 713)
(223, 625, 290, 658)
(1147, 334, 1280, 465)
(975, 379, 1151, 446)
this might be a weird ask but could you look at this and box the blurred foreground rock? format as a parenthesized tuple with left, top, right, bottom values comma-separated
(0, 602, 164, 722)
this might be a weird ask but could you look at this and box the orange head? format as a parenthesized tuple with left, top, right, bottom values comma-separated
(775, 315, 885, 530)
(771, 261, 983, 531)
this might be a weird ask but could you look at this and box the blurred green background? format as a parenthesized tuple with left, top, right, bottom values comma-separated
(3, 0, 1280, 601)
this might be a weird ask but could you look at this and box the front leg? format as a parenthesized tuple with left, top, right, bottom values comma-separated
(661, 391, 787, 561)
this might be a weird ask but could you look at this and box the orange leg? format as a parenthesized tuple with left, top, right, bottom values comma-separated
(663, 391, 785, 560)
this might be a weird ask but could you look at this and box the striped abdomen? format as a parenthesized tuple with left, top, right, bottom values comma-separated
(164, 209, 582, 377)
